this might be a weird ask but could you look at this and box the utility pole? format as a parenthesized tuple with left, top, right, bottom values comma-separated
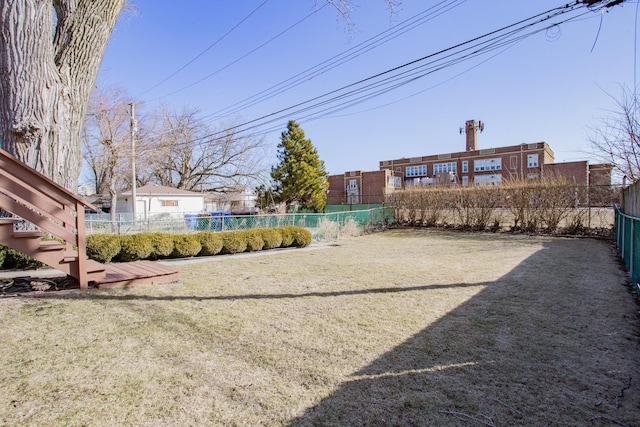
(130, 103, 138, 220)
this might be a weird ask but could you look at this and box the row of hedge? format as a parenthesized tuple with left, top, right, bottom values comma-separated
(86, 226, 312, 263)
(386, 176, 617, 233)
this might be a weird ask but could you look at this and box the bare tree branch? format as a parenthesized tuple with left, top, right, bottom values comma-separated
(142, 107, 269, 193)
(589, 86, 640, 183)
(319, 0, 401, 33)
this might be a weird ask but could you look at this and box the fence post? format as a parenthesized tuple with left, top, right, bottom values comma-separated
(370, 208, 374, 229)
(631, 219, 635, 280)
(617, 208, 623, 249)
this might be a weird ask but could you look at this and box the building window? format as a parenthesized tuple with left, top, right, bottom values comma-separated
(349, 179, 357, 189)
(473, 174, 502, 186)
(462, 176, 469, 186)
(161, 200, 179, 207)
(405, 165, 427, 177)
(527, 154, 539, 168)
(462, 161, 468, 173)
(433, 162, 457, 174)
(474, 158, 502, 172)
(387, 176, 402, 188)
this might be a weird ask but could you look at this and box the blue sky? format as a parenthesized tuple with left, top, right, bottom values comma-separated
(97, 0, 637, 179)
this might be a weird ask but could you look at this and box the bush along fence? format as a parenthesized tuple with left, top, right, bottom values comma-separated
(85, 226, 312, 264)
(85, 207, 395, 240)
(614, 205, 640, 295)
(385, 176, 618, 234)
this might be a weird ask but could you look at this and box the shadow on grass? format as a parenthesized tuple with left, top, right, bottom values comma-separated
(285, 239, 639, 426)
(31, 238, 640, 426)
(48, 282, 484, 301)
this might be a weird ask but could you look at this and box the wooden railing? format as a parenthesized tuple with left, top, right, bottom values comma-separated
(0, 148, 97, 288)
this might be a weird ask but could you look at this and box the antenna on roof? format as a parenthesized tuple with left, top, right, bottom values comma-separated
(460, 119, 484, 151)
(459, 120, 484, 135)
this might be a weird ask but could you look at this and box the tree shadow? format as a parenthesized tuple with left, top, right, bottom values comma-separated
(44, 282, 483, 302)
(24, 237, 640, 426)
(287, 239, 640, 426)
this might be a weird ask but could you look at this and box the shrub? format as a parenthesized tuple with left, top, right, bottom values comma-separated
(244, 230, 264, 252)
(279, 226, 295, 247)
(317, 218, 339, 241)
(0, 246, 6, 268)
(220, 231, 247, 254)
(86, 234, 121, 263)
(340, 218, 363, 237)
(197, 232, 224, 256)
(140, 232, 174, 259)
(171, 234, 202, 258)
(258, 228, 283, 250)
(290, 227, 312, 247)
(117, 234, 154, 262)
(1, 247, 46, 270)
(279, 226, 312, 247)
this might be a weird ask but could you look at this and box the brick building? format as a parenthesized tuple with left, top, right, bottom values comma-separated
(327, 169, 402, 205)
(379, 120, 555, 186)
(327, 119, 612, 206)
(544, 160, 612, 187)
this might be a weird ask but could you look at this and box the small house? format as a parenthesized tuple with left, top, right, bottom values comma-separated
(116, 184, 205, 219)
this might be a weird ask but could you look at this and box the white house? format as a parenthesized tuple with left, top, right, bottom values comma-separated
(204, 188, 258, 213)
(116, 184, 205, 219)
(77, 183, 96, 196)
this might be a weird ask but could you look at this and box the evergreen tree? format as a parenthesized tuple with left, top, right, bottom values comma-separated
(271, 120, 329, 212)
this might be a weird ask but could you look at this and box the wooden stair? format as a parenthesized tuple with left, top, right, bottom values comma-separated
(0, 149, 101, 288)
(0, 148, 179, 290)
(0, 218, 105, 283)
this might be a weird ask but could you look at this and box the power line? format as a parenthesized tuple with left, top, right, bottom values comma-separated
(306, 39, 524, 121)
(136, 0, 272, 97)
(181, 1, 591, 145)
(139, 1, 626, 151)
(149, 2, 331, 102)
(200, 0, 469, 122)
(100, 0, 470, 144)
(94, 0, 465, 124)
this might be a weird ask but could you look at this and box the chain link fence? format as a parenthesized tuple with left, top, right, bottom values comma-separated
(85, 207, 395, 240)
(614, 205, 640, 294)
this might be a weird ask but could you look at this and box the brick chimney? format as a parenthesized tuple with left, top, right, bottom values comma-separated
(465, 119, 478, 151)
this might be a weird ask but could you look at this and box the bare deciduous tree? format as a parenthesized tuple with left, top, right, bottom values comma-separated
(83, 87, 131, 196)
(144, 107, 268, 192)
(589, 87, 640, 183)
(82, 86, 155, 222)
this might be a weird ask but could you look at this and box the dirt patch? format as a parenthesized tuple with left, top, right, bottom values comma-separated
(0, 229, 638, 426)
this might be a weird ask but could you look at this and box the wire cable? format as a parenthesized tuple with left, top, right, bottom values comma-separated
(137, 0, 272, 97)
(183, 2, 585, 144)
(201, 0, 469, 122)
(150, 2, 331, 102)
(142, 1, 622, 150)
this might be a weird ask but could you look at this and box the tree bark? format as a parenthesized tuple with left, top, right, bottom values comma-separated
(0, 0, 124, 191)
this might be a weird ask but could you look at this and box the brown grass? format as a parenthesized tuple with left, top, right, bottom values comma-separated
(1, 229, 639, 426)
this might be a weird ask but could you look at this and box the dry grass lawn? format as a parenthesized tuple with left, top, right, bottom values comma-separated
(1, 229, 639, 426)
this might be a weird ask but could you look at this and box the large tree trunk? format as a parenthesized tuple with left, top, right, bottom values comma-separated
(0, 0, 124, 191)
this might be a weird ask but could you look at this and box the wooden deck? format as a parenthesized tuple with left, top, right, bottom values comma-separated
(93, 261, 179, 289)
